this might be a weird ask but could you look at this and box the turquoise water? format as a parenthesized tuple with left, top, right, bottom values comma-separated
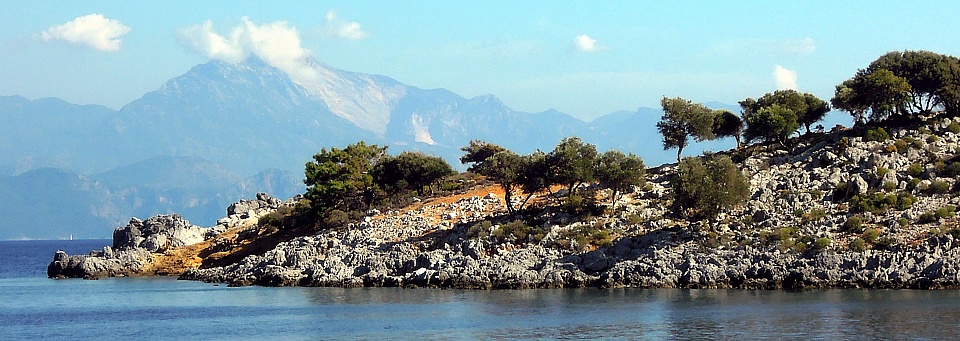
(3, 240, 960, 340)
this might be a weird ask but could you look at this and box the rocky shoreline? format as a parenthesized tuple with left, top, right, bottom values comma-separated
(50, 118, 960, 290)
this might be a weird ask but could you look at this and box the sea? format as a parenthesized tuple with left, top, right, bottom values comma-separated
(2, 239, 960, 340)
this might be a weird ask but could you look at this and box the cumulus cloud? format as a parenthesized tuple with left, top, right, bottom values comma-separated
(573, 34, 598, 52)
(319, 10, 370, 40)
(774, 65, 798, 90)
(41, 14, 131, 52)
(178, 17, 317, 84)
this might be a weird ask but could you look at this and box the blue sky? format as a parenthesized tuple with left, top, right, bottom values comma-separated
(2, 1, 959, 121)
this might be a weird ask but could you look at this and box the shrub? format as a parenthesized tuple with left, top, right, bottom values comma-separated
(918, 211, 938, 224)
(864, 127, 890, 142)
(850, 238, 867, 252)
(494, 220, 532, 243)
(672, 155, 751, 225)
(322, 210, 351, 229)
(850, 191, 914, 213)
(927, 134, 939, 143)
(907, 178, 922, 190)
(801, 209, 828, 223)
(882, 181, 898, 191)
(813, 237, 832, 249)
(466, 221, 493, 239)
(884, 144, 899, 153)
(927, 180, 951, 195)
(843, 216, 864, 233)
(949, 121, 960, 134)
(898, 217, 910, 227)
(838, 137, 850, 151)
(863, 228, 881, 243)
(907, 163, 925, 178)
(936, 205, 957, 219)
(943, 162, 960, 177)
(626, 213, 643, 225)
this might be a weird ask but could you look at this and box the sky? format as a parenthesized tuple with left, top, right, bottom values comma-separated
(2, 1, 960, 121)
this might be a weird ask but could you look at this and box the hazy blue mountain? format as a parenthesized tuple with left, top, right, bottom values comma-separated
(0, 57, 751, 238)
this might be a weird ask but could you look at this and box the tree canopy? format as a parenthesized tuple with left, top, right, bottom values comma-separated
(656, 97, 716, 161)
(374, 151, 455, 196)
(596, 150, 646, 212)
(712, 109, 744, 148)
(304, 142, 387, 216)
(832, 50, 960, 123)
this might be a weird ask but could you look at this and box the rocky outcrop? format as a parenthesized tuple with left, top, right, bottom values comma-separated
(113, 215, 205, 252)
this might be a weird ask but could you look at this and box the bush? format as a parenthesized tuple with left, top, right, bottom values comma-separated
(936, 205, 957, 219)
(898, 217, 910, 227)
(882, 181, 898, 191)
(863, 228, 881, 243)
(850, 238, 867, 252)
(918, 211, 938, 224)
(672, 155, 751, 225)
(322, 210, 351, 229)
(864, 127, 890, 142)
(850, 191, 914, 213)
(801, 209, 827, 223)
(927, 180, 951, 195)
(493, 220, 532, 243)
(813, 237, 832, 249)
(949, 121, 960, 134)
(466, 221, 493, 239)
(907, 163, 925, 178)
(943, 162, 960, 177)
(843, 216, 864, 233)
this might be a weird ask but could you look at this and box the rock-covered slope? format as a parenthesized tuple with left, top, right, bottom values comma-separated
(53, 117, 960, 289)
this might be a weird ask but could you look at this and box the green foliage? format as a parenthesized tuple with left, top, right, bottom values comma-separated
(556, 222, 615, 251)
(657, 97, 717, 161)
(742, 103, 800, 146)
(813, 237, 832, 250)
(898, 217, 910, 227)
(595, 150, 646, 212)
(927, 180, 951, 195)
(547, 136, 598, 196)
(374, 151, 455, 196)
(475, 150, 525, 215)
(672, 154, 751, 225)
(838, 137, 851, 151)
(863, 127, 890, 142)
(304, 142, 388, 217)
(863, 228, 881, 243)
(459, 140, 506, 173)
(843, 216, 864, 233)
(937, 205, 957, 218)
(907, 163, 925, 178)
(466, 220, 493, 239)
(322, 210, 351, 229)
(918, 211, 938, 224)
(492, 220, 532, 243)
(800, 209, 828, 223)
(882, 181, 898, 192)
(950, 122, 960, 134)
(850, 238, 868, 252)
(712, 110, 744, 148)
(849, 191, 915, 213)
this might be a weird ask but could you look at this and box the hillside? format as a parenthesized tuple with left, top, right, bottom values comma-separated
(50, 115, 960, 289)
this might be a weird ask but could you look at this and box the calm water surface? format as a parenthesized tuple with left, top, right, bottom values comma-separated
(2, 240, 959, 340)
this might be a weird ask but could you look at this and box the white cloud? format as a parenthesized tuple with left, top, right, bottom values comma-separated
(773, 65, 798, 90)
(41, 14, 131, 52)
(573, 34, 598, 52)
(178, 17, 317, 84)
(319, 10, 370, 40)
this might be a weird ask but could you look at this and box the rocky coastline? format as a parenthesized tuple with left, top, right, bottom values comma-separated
(50, 118, 960, 290)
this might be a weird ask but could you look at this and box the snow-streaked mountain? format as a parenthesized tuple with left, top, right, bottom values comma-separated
(0, 57, 742, 238)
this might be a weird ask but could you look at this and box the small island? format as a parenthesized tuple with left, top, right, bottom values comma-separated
(50, 50, 960, 290)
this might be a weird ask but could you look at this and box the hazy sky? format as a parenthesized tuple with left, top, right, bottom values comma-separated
(2, 1, 958, 120)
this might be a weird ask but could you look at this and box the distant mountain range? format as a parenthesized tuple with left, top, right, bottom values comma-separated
(0, 57, 738, 239)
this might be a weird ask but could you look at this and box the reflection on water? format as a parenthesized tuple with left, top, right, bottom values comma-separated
(11, 240, 960, 339)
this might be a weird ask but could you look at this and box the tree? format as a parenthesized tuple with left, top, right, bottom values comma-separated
(477, 150, 526, 215)
(547, 137, 598, 199)
(459, 140, 506, 173)
(742, 104, 799, 147)
(800, 93, 831, 134)
(656, 97, 716, 162)
(833, 50, 960, 122)
(304, 142, 387, 217)
(832, 67, 912, 124)
(595, 150, 646, 212)
(712, 110, 743, 148)
(671, 154, 750, 227)
(374, 152, 455, 196)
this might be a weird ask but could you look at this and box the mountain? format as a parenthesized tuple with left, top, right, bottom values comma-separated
(0, 57, 745, 239)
